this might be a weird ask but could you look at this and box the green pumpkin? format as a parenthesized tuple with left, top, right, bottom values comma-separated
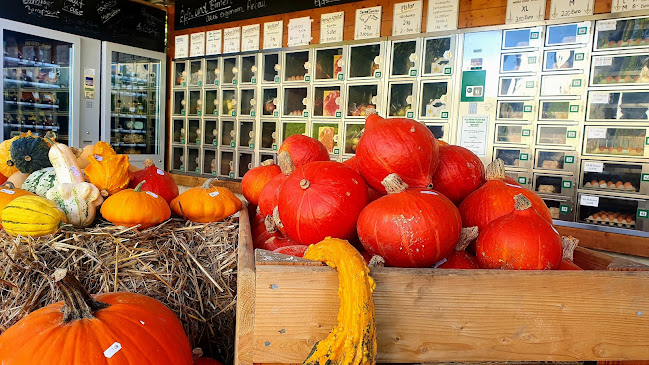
(22, 167, 58, 197)
(10, 136, 52, 174)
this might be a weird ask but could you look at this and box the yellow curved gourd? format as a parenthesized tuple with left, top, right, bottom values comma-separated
(2, 195, 67, 237)
(302, 237, 377, 365)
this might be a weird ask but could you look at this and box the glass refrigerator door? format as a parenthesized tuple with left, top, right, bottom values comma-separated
(1, 22, 80, 144)
(102, 42, 166, 167)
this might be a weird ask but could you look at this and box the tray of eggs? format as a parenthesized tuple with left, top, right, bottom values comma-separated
(591, 146, 644, 156)
(585, 211, 636, 228)
(584, 180, 637, 192)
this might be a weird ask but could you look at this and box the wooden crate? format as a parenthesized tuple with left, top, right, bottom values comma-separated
(234, 207, 649, 365)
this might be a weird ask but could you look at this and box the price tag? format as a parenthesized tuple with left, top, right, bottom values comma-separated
(321, 12, 344, 44)
(145, 191, 159, 198)
(584, 161, 604, 173)
(288, 17, 312, 47)
(156, 168, 165, 176)
(590, 93, 609, 104)
(588, 128, 607, 139)
(209, 190, 221, 197)
(241, 24, 261, 52)
(593, 56, 613, 67)
(580, 195, 599, 207)
(94, 155, 103, 162)
(597, 20, 617, 31)
(1, 189, 15, 195)
(355, 6, 382, 40)
(263, 21, 283, 49)
(190, 32, 205, 58)
(223, 27, 241, 54)
(70, 166, 82, 177)
(392, 1, 423, 36)
(174, 35, 189, 59)
(206, 30, 222, 55)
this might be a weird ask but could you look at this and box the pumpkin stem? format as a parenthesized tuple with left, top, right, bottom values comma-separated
(260, 159, 275, 167)
(69, 147, 82, 158)
(300, 179, 310, 190)
(192, 348, 204, 361)
(278, 151, 296, 176)
(202, 178, 217, 189)
(100, 189, 110, 198)
(53, 268, 109, 323)
(134, 180, 146, 192)
(456, 226, 479, 251)
(514, 193, 532, 211)
(264, 214, 278, 234)
(368, 255, 385, 268)
(561, 236, 579, 261)
(486, 159, 506, 181)
(143, 158, 156, 168)
(0, 182, 15, 189)
(24, 156, 32, 162)
(381, 173, 409, 194)
(272, 206, 284, 229)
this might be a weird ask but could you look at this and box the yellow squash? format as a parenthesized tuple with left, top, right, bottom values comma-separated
(303, 237, 377, 365)
(2, 195, 67, 237)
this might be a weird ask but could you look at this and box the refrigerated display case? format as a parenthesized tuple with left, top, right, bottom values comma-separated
(578, 193, 649, 231)
(580, 160, 649, 195)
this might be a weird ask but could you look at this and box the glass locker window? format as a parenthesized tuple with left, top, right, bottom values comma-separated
(349, 44, 381, 78)
(263, 53, 280, 83)
(313, 86, 341, 117)
(595, 17, 649, 51)
(203, 149, 217, 176)
(204, 120, 218, 146)
(311, 122, 339, 153)
(389, 83, 414, 117)
(420, 81, 449, 118)
(282, 122, 306, 141)
(241, 55, 257, 83)
(391, 41, 417, 77)
(262, 88, 278, 117)
(284, 51, 309, 81)
(283, 87, 308, 116)
(239, 121, 254, 148)
(189, 60, 203, 87)
(260, 121, 277, 149)
(347, 84, 378, 117)
(583, 162, 642, 193)
(206, 58, 220, 85)
(423, 37, 453, 76)
(315, 47, 344, 80)
(344, 124, 364, 154)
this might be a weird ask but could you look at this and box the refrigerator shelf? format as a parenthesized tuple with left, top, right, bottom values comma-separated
(111, 113, 148, 119)
(4, 57, 64, 68)
(5, 124, 59, 130)
(3, 79, 67, 89)
(112, 128, 147, 134)
(4, 100, 59, 109)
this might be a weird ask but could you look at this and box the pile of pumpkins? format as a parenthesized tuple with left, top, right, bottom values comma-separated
(0, 132, 241, 237)
(243, 114, 581, 271)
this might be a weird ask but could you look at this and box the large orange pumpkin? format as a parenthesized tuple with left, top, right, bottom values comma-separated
(0, 269, 192, 364)
(100, 181, 171, 229)
(278, 134, 330, 168)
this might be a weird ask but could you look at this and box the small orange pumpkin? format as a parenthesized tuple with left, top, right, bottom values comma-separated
(85, 154, 130, 197)
(0, 136, 20, 177)
(100, 180, 171, 229)
(0, 182, 35, 228)
(241, 159, 281, 205)
(170, 178, 242, 223)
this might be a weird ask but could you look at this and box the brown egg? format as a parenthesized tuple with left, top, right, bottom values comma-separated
(607, 181, 615, 188)
(624, 182, 633, 189)
(600, 213, 609, 221)
(591, 180, 599, 186)
(615, 181, 624, 188)
(608, 146, 615, 152)
(598, 180, 607, 187)
(593, 212, 601, 219)
(637, 147, 644, 154)
(617, 147, 624, 153)
(598, 146, 607, 152)
(612, 212, 621, 218)
(626, 217, 633, 223)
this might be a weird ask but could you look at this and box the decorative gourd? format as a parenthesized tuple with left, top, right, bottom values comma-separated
(74, 143, 95, 169)
(356, 114, 440, 194)
(0, 136, 19, 177)
(302, 237, 376, 365)
(170, 179, 242, 223)
(459, 159, 552, 231)
(276, 161, 368, 245)
(129, 159, 179, 204)
(273, 245, 309, 257)
(46, 141, 103, 228)
(0, 269, 192, 364)
(1, 195, 66, 237)
(101, 181, 171, 229)
(438, 227, 480, 269)
(241, 159, 282, 205)
(357, 174, 462, 268)
(278, 134, 330, 168)
(557, 236, 583, 270)
(430, 145, 486, 205)
(6, 171, 30, 188)
(257, 152, 295, 218)
(476, 194, 562, 270)
(85, 154, 130, 197)
(92, 141, 117, 157)
(0, 182, 35, 228)
(9, 134, 52, 173)
(22, 167, 58, 197)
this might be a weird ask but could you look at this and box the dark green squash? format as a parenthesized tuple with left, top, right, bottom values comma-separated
(9, 135, 52, 174)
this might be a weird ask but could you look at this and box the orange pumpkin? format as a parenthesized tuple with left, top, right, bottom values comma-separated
(100, 181, 171, 229)
(85, 154, 130, 197)
(92, 141, 117, 157)
(170, 178, 242, 223)
(0, 182, 35, 228)
(0, 136, 19, 178)
(241, 159, 281, 205)
(0, 269, 192, 364)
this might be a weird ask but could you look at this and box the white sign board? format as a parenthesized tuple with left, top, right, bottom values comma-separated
(242, 24, 260, 52)
(263, 21, 283, 49)
(355, 6, 382, 40)
(190, 32, 205, 58)
(426, 0, 458, 32)
(223, 27, 241, 54)
(392, 1, 422, 36)
(580, 195, 600, 207)
(506, 0, 546, 24)
(174, 35, 189, 59)
(321, 11, 344, 43)
(584, 162, 604, 173)
(549, 0, 594, 18)
(612, 0, 649, 12)
(460, 115, 489, 157)
(288, 17, 312, 47)
(205, 30, 222, 55)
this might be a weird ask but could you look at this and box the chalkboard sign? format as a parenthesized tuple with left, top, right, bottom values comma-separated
(0, 0, 166, 52)
(175, 0, 361, 30)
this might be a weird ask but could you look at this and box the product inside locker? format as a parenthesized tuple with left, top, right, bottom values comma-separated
(587, 91, 649, 121)
(535, 150, 575, 171)
(203, 149, 217, 176)
(188, 90, 201, 115)
(502, 28, 539, 49)
(241, 55, 257, 83)
(263, 53, 280, 83)
(423, 37, 453, 75)
(205, 59, 220, 85)
(591, 53, 649, 86)
(282, 122, 306, 142)
(536, 125, 572, 145)
(496, 125, 529, 143)
(284, 51, 309, 81)
(344, 123, 364, 154)
(347, 84, 378, 117)
(262, 88, 278, 116)
(172, 146, 184, 171)
(425, 124, 446, 141)
(546, 23, 588, 46)
(220, 120, 235, 147)
(388, 83, 414, 117)
(187, 148, 200, 174)
(189, 60, 203, 87)
(500, 52, 539, 73)
(283, 87, 308, 116)
(221, 89, 237, 116)
(543, 49, 586, 71)
(582, 161, 643, 193)
(223, 57, 238, 84)
(205, 90, 219, 116)
(583, 127, 646, 157)
(259, 152, 276, 164)
(240, 89, 256, 116)
(542, 198, 574, 221)
(595, 16, 649, 51)
(187, 119, 201, 145)
(579, 195, 640, 230)
(533, 174, 574, 195)
(239, 121, 255, 148)
(497, 101, 528, 120)
(203, 120, 218, 146)
(420, 81, 449, 118)
(311, 122, 339, 153)
(494, 148, 528, 167)
(540, 74, 584, 96)
(499, 76, 537, 97)
(349, 44, 381, 78)
(313, 86, 341, 117)
(391, 40, 417, 76)
(220, 151, 235, 177)
(315, 47, 344, 80)
(540, 100, 581, 121)
(238, 153, 253, 178)
(173, 90, 185, 115)
(260, 121, 277, 149)
(174, 61, 186, 87)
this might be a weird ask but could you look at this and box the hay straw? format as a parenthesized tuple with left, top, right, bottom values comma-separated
(0, 218, 239, 364)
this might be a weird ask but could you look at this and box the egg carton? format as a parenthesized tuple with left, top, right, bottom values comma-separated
(585, 216, 636, 228)
(584, 182, 637, 192)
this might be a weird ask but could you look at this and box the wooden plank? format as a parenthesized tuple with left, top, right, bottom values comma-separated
(574, 247, 649, 271)
(235, 205, 256, 365)
(556, 226, 649, 259)
(252, 266, 649, 363)
(170, 173, 243, 194)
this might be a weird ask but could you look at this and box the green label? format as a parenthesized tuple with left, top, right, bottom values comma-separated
(570, 105, 579, 112)
(577, 27, 587, 35)
(213, 141, 218, 146)
(528, 56, 537, 64)
(197, 111, 201, 116)
(273, 111, 279, 117)
(272, 144, 278, 150)
(375, 71, 382, 78)
(526, 81, 535, 88)
(251, 78, 257, 84)
(441, 111, 449, 119)
(520, 153, 529, 161)
(567, 131, 577, 138)
(182, 81, 186, 87)
(560, 204, 570, 213)
(563, 180, 573, 188)
(407, 111, 414, 118)
(196, 139, 201, 145)
(303, 111, 309, 117)
(198, 81, 202, 87)
(642, 173, 649, 182)
(335, 111, 342, 118)
(230, 141, 235, 148)
(409, 69, 417, 77)
(251, 111, 256, 117)
(214, 111, 218, 116)
(180, 138, 185, 144)
(524, 105, 533, 113)
(232, 111, 237, 117)
(181, 110, 185, 116)
(180, 166, 185, 172)
(575, 53, 585, 61)
(444, 67, 452, 75)
(565, 155, 575, 164)
(645, 137, 649, 145)
(522, 129, 531, 136)
(572, 79, 582, 87)
(274, 76, 280, 83)
(305, 75, 311, 81)
(195, 168, 200, 174)
(638, 209, 649, 219)
(212, 170, 217, 176)
(334, 148, 340, 154)
(233, 79, 238, 85)
(530, 32, 540, 39)
(518, 177, 527, 184)
(249, 143, 254, 148)
(229, 172, 235, 178)
(338, 73, 344, 80)
(215, 80, 219, 86)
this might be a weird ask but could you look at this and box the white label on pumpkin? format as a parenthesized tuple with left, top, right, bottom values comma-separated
(70, 166, 81, 177)
(419, 190, 437, 195)
(209, 191, 220, 197)
(156, 169, 165, 176)
(580, 195, 599, 207)
(0, 189, 15, 195)
(145, 191, 159, 198)
(506, 183, 522, 188)
(94, 155, 103, 161)
(104, 342, 122, 358)
(433, 257, 447, 268)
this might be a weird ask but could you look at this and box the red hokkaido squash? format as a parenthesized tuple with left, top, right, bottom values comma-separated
(257, 152, 296, 218)
(128, 159, 179, 204)
(356, 114, 440, 194)
(476, 194, 562, 270)
(192, 348, 223, 365)
(273, 245, 309, 257)
(438, 227, 480, 269)
(357, 174, 462, 268)
(0, 172, 6, 185)
(343, 156, 384, 202)
(275, 161, 368, 245)
(557, 235, 583, 270)
(252, 213, 281, 249)
(278, 134, 329, 168)
(262, 235, 302, 251)
(431, 145, 485, 205)
(459, 159, 552, 231)
(241, 159, 281, 205)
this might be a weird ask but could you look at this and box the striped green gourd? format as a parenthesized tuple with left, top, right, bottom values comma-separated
(22, 167, 58, 197)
